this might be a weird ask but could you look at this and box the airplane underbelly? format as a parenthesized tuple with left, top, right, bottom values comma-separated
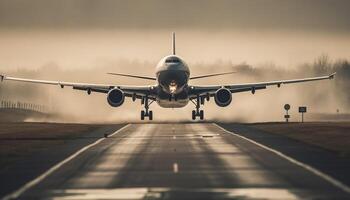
(157, 98, 189, 108)
(156, 88, 189, 108)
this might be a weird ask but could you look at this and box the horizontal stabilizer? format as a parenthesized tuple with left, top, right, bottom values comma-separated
(107, 73, 156, 80)
(190, 71, 237, 80)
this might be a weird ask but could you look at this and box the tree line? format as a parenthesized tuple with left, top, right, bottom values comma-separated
(0, 100, 47, 113)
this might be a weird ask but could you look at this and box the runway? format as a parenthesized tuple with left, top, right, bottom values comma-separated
(4, 123, 349, 199)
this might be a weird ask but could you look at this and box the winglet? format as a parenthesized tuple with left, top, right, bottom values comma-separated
(329, 72, 336, 79)
(0, 74, 4, 82)
(172, 32, 176, 55)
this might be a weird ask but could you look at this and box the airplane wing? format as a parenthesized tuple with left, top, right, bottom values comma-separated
(189, 71, 237, 80)
(107, 72, 156, 80)
(0, 74, 156, 100)
(107, 71, 238, 81)
(189, 72, 336, 99)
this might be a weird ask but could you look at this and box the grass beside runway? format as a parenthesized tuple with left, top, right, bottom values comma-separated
(0, 122, 123, 197)
(0, 122, 122, 167)
(250, 122, 350, 157)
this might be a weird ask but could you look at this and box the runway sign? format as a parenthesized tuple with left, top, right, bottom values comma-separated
(299, 106, 307, 122)
(299, 106, 307, 113)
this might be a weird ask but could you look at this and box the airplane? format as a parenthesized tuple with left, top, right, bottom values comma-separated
(0, 33, 336, 120)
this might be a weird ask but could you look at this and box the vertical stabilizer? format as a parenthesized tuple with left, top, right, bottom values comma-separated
(172, 32, 176, 55)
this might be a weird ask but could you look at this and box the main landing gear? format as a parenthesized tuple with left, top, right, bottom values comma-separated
(191, 96, 205, 120)
(141, 110, 153, 120)
(141, 96, 154, 120)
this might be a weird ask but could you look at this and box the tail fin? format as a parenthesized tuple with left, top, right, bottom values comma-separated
(172, 32, 176, 55)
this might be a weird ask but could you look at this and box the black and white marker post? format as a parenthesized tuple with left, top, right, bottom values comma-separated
(284, 104, 290, 123)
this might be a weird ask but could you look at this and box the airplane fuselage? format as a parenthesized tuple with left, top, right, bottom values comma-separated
(155, 55, 190, 108)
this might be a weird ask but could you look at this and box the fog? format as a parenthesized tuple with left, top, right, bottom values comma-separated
(1, 30, 350, 70)
(0, 41, 348, 123)
(0, 0, 349, 123)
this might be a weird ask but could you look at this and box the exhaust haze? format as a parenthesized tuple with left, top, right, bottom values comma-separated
(1, 53, 348, 123)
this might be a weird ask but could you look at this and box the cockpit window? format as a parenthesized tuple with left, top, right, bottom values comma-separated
(165, 57, 180, 63)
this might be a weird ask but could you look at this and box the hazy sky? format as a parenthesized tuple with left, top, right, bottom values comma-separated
(0, 0, 349, 69)
(1, 0, 348, 121)
(0, 0, 349, 31)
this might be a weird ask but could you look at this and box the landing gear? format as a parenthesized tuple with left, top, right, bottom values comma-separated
(141, 110, 153, 120)
(141, 110, 145, 120)
(191, 110, 204, 120)
(191, 95, 205, 120)
(141, 96, 154, 120)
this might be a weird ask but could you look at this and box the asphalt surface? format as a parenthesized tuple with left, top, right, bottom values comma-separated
(4, 123, 350, 200)
(219, 123, 350, 187)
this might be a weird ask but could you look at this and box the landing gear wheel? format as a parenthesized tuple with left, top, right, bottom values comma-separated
(149, 111, 153, 120)
(191, 95, 206, 120)
(140, 95, 155, 121)
(141, 110, 145, 120)
(199, 110, 204, 120)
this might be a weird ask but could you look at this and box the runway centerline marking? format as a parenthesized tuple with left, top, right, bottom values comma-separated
(214, 123, 350, 194)
(173, 162, 179, 173)
(2, 124, 131, 200)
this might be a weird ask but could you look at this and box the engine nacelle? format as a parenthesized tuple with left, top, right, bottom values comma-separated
(214, 88, 232, 107)
(107, 88, 125, 107)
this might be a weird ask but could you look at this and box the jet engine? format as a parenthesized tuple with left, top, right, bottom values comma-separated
(107, 88, 125, 107)
(214, 88, 232, 107)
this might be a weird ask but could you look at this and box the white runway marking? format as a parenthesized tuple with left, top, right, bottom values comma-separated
(173, 135, 176, 139)
(173, 163, 179, 173)
(2, 124, 131, 200)
(46, 188, 298, 200)
(214, 123, 350, 194)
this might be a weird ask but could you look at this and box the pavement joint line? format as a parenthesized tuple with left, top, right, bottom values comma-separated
(213, 123, 350, 194)
(1, 124, 131, 200)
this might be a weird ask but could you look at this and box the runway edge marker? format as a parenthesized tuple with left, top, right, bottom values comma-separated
(1, 124, 131, 200)
(213, 123, 350, 194)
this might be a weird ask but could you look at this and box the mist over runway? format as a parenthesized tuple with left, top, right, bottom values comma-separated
(3, 123, 349, 200)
